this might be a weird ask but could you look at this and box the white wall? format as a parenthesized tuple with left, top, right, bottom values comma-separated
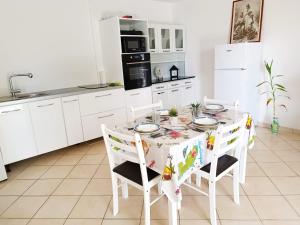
(0, 0, 173, 96)
(88, 0, 174, 71)
(0, 0, 98, 96)
(173, 0, 300, 130)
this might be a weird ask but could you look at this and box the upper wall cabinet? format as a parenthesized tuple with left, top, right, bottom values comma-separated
(148, 24, 185, 53)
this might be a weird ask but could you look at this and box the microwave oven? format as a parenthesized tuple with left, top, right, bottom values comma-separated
(121, 36, 146, 53)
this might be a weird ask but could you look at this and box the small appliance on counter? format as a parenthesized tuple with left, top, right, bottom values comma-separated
(122, 53, 151, 90)
(170, 65, 179, 80)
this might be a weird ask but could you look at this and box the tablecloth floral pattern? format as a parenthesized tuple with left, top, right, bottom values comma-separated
(114, 109, 256, 203)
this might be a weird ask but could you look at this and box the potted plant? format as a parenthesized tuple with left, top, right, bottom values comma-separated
(191, 102, 201, 118)
(257, 60, 290, 134)
(169, 107, 178, 125)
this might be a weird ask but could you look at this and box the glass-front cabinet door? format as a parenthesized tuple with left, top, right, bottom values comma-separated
(160, 27, 171, 52)
(174, 26, 185, 52)
(148, 26, 157, 53)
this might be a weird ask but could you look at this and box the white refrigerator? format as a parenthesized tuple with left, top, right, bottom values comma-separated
(214, 43, 263, 123)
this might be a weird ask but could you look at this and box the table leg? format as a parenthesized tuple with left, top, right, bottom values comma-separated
(168, 199, 177, 225)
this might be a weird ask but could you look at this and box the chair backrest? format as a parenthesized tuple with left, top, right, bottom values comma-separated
(209, 114, 248, 179)
(101, 124, 149, 186)
(203, 96, 239, 110)
(131, 101, 163, 121)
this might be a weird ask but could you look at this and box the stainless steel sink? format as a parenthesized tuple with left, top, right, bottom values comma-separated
(16, 93, 48, 99)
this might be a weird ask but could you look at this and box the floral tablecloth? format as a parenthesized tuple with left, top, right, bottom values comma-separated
(114, 108, 255, 204)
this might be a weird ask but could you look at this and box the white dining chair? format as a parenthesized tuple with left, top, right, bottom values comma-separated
(131, 101, 163, 121)
(183, 114, 247, 225)
(203, 96, 239, 110)
(101, 124, 164, 225)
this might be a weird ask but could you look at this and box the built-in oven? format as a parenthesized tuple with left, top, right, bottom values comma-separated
(122, 53, 151, 90)
(121, 36, 146, 53)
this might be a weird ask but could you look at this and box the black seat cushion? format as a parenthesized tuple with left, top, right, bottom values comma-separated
(200, 154, 238, 177)
(113, 161, 160, 186)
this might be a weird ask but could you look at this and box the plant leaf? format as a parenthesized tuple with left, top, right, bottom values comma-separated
(256, 81, 269, 87)
(279, 104, 288, 111)
(275, 87, 287, 92)
(266, 98, 273, 106)
(275, 84, 286, 89)
(273, 75, 284, 79)
(278, 95, 291, 99)
(259, 91, 271, 95)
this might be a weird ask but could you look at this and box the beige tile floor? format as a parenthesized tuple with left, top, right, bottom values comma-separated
(0, 127, 300, 225)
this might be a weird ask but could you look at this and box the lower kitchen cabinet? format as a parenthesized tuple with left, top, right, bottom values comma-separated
(62, 96, 84, 146)
(153, 90, 169, 108)
(181, 85, 196, 106)
(29, 98, 67, 154)
(168, 87, 183, 108)
(0, 104, 37, 164)
(125, 87, 152, 121)
(81, 108, 126, 141)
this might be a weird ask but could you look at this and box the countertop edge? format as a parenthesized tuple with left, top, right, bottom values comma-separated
(0, 85, 124, 107)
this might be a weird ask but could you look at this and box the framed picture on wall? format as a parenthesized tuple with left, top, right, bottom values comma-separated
(230, 0, 264, 44)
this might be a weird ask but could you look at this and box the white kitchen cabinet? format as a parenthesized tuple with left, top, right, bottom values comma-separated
(0, 104, 37, 165)
(181, 85, 196, 106)
(82, 108, 126, 141)
(29, 98, 67, 154)
(0, 148, 7, 181)
(173, 25, 185, 52)
(62, 96, 83, 146)
(168, 87, 183, 108)
(125, 87, 152, 121)
(148, 25, 159, 53)
(153, 90, 169, 109)
(79, 88, 125, 116)
(148, 24, 185, 53)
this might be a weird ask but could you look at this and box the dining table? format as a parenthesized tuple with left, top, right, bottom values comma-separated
(113, 107, 256, 225)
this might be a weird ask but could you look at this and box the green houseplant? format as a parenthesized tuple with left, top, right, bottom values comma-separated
(169, 107, 178, 125)
(191, 102, 201, 118)
(257, 60, 290, 134)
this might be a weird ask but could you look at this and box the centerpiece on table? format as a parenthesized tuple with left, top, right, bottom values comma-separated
(256, 60, 290, 134)
(169, 107, 178, 126)
(191, 102, 202, 118)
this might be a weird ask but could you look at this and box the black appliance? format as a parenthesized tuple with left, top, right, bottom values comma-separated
(121, 30, 143, 35)
(122, 53, 151, 90)
(121, 36, 146, 53)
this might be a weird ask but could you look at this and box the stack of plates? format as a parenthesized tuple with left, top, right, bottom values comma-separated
(134, 123, 160, 134)
(203, 104, 225, 114)
(192, 116, 218, 129)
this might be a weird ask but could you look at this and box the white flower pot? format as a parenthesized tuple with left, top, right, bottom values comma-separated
(170, 116, 178, 126)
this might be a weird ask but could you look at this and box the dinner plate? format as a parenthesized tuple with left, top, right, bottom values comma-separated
(134, 123, 160, 133)
(157, 109, 169, 116)
(193, 116, 218, 126)
(204, 104, 224, 111)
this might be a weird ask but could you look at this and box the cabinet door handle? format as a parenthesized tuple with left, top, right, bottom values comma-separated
(37, 103, 54, 108)
(185, 87, 192, 90)
(98, 113, 114, 119)
(63, 99, 78, 103)
(171, 89, 179, 92)
(95, 93, 112, 98)
(185, 82, 192, 84)
(1, 109, 21, 114)
(157, 92, 165, 95)
(156, 86, 164, 89)
(226, 49, 232, 52)
(130, 93, 140, 96)
(171, 84, 178, 86)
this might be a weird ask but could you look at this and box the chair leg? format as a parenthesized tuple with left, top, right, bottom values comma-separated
(196, 173, 202, 187)
(157, 181, 162, 194)
(233, 165, 240, 205)
(121, 181, 128, 199)
(209, 181, 217, 225)
(144, 189, 151, 225)
(239, 147, 248, 184)
(112, 176, 119, 216)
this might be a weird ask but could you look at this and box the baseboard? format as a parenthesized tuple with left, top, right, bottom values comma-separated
(257, 122, 300, 134)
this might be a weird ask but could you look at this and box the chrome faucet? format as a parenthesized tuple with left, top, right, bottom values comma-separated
(8, 73, 33, 97)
